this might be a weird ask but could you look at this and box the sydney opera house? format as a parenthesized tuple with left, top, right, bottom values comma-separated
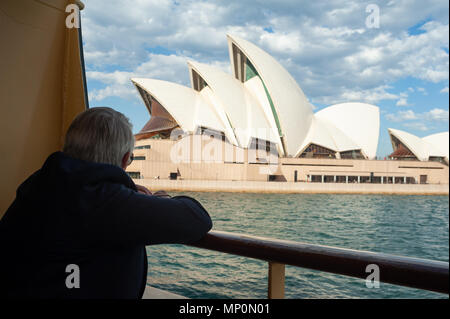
(126, 34, 448, 185)
(388, 129, 448, 163)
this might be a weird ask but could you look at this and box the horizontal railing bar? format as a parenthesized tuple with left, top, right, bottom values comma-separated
(188, 230, 449, 294)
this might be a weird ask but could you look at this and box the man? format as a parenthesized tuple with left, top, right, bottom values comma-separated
(0, 107, 213, 299)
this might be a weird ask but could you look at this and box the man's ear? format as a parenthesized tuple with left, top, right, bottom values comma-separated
(121, 151, 131, 170)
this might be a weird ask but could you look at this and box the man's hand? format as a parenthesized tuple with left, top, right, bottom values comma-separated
(136, 184, 152, 195)
(135, 185, 170, 198)
(152, 190, 171, 198)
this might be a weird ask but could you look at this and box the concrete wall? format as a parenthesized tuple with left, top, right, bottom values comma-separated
(280, 157, 448, 184)
(127, 137, 449, 186)
(135, 179, 449, 195)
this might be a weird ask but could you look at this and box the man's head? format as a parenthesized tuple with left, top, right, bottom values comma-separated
(63, 107, 135, 169)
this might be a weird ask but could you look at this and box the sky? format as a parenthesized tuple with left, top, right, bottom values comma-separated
(80, 0, 449, 158)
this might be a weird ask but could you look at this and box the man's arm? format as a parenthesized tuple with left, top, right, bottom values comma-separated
(135, 184, 152, 195)
(135, 185, 170, 198)
(151, 190, 170, 198)
(83, 185, 212, 247)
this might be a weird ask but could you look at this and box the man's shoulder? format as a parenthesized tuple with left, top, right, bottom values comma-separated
(79, 179, 135, 211)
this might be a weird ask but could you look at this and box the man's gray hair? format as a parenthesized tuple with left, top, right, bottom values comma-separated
(63, 107, 135, 167)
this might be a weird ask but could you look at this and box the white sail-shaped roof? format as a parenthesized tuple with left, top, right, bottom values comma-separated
(295, 117, 361, 157)
(295, 117, 338, 155)
(227, 34, 313, 156)
(132, 35, 381, 161)
(389, 128, 449, 161)
(187, 61, 278, 147)
(131, 78, 226, 137)
(318, 118, 361, 152)
(196, 85, 239, 145)
(388, 128, 430, 161)
(315, 103, 380, 159)
(422, 132, 449, 159)
(244, 76, 283, 154)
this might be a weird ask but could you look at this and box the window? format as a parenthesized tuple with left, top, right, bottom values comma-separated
(389, 135, 417, 160)
(340, 150, 365, 159)
(136, 85, 153, 113)
(135, 145, 151, 150)
(429, 156, 446, 165)
(127, 172, 141, 179)
(268, 175, 287, 182)
(300, 144, 336, 159)
(191, 70, 208, 91)
(196, 126, 226, 141)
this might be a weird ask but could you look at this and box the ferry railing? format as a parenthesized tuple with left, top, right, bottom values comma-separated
(188, 230, 449, 298)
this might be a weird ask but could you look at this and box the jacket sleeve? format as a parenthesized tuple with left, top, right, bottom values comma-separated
(83, 185, 213, 247)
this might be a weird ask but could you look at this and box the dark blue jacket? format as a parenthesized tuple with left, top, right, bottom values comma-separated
(0, 152, 212, 299)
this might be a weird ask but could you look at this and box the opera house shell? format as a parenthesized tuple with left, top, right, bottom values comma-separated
(131, 34, 380, 160)
(388, 129, 449, 164)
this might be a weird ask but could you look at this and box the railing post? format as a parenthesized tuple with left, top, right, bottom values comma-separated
(268, 262, 285, 299)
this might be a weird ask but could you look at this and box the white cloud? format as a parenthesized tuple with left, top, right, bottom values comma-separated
(417, 87, 428, 95)
(396, 98, 409, 106)
(386, 108, 448, 124)
(312, 85, 399, 106)
(441, 86, 449, 93)
(88, 85, 136, 102)
(425, 108, 449, 121)
(404, 122, 429, 131)
(88, 53, 192, 102)
(386, 110, 418, 122)
(80, 0, 450, 106)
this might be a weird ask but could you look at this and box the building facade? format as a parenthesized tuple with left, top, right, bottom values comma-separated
(127, 137, 448, 185)
(126, 34, 448, 186)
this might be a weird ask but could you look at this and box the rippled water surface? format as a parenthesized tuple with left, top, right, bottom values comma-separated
(146, 192, 449, 299)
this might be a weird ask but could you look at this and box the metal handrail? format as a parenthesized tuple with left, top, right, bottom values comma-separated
(189, 230, 449, 296)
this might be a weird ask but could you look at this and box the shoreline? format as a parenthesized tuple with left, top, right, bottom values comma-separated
(134, 179, 449, 196)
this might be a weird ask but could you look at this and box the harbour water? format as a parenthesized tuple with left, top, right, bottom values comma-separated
(146, 192, 449, 299)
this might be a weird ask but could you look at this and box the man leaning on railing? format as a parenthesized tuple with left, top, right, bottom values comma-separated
(0, 107, 213, 299)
